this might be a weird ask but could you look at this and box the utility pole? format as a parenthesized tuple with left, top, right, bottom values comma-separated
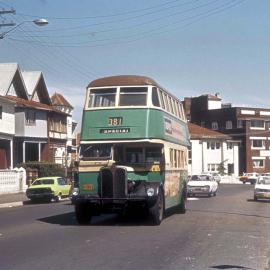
(0, 8, 16, 34)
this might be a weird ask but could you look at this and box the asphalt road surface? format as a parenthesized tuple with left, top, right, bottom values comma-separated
(0, 184, 270, 270)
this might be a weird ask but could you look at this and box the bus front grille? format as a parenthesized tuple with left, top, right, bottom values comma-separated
(99, 168, 127, 199)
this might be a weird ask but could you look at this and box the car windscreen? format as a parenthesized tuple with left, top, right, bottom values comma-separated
(258, 178, 270, 185)
(32, 179, 54, 185)
(191, 175, 211, 181)
(80, 144, 112, 160)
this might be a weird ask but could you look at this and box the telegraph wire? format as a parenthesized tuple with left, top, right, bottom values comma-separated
(14, 0, 206, 33)
(16, 0, 193, 20)
(13, 0, 217, 39)
(6, 0, 244, 48)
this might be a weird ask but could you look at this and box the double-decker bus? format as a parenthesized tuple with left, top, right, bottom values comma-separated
(75, 75, 190, 225)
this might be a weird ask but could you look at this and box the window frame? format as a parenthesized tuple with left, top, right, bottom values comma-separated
(250, 119, 265, 130)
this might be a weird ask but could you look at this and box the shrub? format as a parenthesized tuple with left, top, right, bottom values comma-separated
(19, 161, 65, 178)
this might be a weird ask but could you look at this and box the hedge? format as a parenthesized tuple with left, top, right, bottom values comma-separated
(19, 161, 65, 178)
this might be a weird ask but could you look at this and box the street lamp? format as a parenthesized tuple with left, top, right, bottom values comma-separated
(0, 18, 49, 39)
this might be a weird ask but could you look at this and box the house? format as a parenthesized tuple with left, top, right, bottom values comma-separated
(184, 94, 270, 174)
(188, 123, 239, 176)
(51, 93, 77, 166)
(0, 96, 16, 169)
(0, 63, 75, 167)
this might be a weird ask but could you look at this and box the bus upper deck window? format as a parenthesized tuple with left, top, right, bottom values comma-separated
(152, 87, 160, 107)
(88, 88, 116, 108)
(119, 87, 148, 106)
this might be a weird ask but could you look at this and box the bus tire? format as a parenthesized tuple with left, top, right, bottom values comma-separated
(179, 191, 186, 214)
(149, 188, 164, 225)
(75, 203, 92, 225)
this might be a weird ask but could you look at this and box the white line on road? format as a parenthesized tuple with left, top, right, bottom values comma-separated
(187, 198, 200, 201)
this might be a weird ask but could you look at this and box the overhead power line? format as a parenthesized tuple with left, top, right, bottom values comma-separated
(15, 0, 193, 20)
(6, 0, 245, 48)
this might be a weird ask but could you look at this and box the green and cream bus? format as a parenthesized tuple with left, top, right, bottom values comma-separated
(75, 75, 190, 225)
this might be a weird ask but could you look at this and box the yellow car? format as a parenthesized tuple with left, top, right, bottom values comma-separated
(26, 177, 71, 202)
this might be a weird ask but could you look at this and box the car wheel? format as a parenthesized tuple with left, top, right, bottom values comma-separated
(149, 187, 164, 225)
(243, 181, 246, 184)
(213, 192, 217, 196)
(54, 193, 62, 202)
(75, 203, 92, 225)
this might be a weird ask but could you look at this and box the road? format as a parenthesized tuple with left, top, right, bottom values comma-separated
(0, 184, 270, 270)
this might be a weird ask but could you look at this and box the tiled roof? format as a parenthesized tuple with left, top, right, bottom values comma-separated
(188, 122, 231, 140)
(6, 95, 68, 115)
(51, 93, 73, 109)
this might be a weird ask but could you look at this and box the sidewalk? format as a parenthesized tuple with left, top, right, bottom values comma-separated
(0, 192, 27, 208)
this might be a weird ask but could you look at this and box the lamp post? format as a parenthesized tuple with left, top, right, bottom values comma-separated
(0, 18, 49, 39)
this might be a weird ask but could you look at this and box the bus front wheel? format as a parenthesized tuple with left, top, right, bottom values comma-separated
(75, 203, 92, 225)
(149, 188, 164, 225)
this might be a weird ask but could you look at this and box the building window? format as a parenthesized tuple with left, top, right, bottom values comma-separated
(251, 139, 265, 149)
(226, 121, 232, 129)
(253, 159, 265, 168)
(250, 119, 265, 129)
(26, 110, 36, 125)
(207, 163, 219, 172)
(207, 141, 221, 150)
(188, 147, 192, 165)
(212, 122, 218, 130)
(227, 142, 233, 149)
(0, 106, 2, 119)
(237, 120, 243, 128)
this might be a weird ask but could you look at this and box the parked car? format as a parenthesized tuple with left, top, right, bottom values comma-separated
(239, 172, 259, 185)
(254, 176, 270, 201)
(205, 172, 221, 184)
(187, 174, 218, 197)
(26, 177, 71, 202)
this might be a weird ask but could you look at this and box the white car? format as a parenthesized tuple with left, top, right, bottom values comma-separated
(239, 172, 259, 185)
(187, 174, 218, 197)
(254, 176, 270, 201)
(205, 172, 221, 184)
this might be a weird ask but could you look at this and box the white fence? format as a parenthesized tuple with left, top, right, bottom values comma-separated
(0, 168, 27, 194)
(220, 175, 242, 184)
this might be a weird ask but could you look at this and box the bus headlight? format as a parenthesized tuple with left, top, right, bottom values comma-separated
(72, 188, 79, 196)
(147, 188, 155, 197)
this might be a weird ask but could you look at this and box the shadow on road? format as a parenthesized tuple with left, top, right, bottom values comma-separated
(210, 265, 254, 269)
(37, 208, 181, 227)
(246, 198, 270, 203)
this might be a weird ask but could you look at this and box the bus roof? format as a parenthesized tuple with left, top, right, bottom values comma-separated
(87, 75, 159, 88)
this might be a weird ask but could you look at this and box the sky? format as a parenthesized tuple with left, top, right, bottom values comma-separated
(0, 0, 270, 126)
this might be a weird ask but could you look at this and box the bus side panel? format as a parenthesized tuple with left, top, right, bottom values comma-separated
(127, 171, 164, 182)
(79, 171, 99, 195)
(164, 169, 187, 209)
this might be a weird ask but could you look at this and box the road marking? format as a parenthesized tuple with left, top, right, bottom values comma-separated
(187, 198, 200, 201)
